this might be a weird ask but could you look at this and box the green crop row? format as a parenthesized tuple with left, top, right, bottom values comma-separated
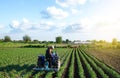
(43, 49, 71, 78)
(56, 49, 72, 77)
(68, 50, 74, 78)
(80, 47, 120, 78)
(75, 49, 85, 78)
(78, 49, 97, 78)
(59, 48, 72, 66)
(0, 47, 120, 78)
(80, 49, 109, 78)
(0, 48, 70, 78)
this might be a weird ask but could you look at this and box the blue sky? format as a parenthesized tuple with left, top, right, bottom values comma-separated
(0, 0, 120, 41)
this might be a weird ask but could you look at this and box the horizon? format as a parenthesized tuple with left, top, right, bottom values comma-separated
(0, 35, 118, 42)
(0, 0, 120, 42)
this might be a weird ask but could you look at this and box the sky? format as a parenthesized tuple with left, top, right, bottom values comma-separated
(0, 0, 120, 41)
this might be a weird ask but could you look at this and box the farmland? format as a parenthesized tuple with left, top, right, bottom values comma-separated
(86, 48, 120, 73)
(0, 47, 120, 78)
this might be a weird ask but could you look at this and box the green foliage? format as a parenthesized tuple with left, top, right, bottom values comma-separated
(0, 48, 70, 78)
(78, 49, 97, 78)
(33, 39, 40, 44)
(56, 36, 62, 44)
(0, 47, 120, 78)
(68, 51, 74, 78)
(0, 39, 4, 42)
(22, 44, 46, 48)
(81, 48, 120, 78)
(56, 49, 72, 77)
(4, 36, 11, 42)
(81, 49, 108, 78)
(112, 38, 118, 45)
(65, 39, 69, 44)
(23, 35, 31, 43)
(117, 43, 120, 49)
(76, 49, 85, 78)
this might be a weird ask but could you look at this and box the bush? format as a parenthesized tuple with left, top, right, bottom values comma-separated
(117, 44, 120, 49)
(22, 45, 46, 48)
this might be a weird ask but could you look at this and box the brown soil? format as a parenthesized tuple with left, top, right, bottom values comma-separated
(74, 50, 80, 78)
(86, 48, 120, 73)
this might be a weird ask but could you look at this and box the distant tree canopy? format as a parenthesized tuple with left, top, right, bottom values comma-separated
(98, 40, 106, 44)
(92, 40, 97, 43)
(56, 36, 62, 44)
(65, 39, 69, 43)
(66, 39, 71, 44)
(112, 38, 118, 45)
(33, 39, 40, 43)
(4, 36, 11, 42)
(23, 35, 31, 43)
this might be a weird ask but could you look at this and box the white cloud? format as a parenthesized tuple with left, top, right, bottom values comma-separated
(0, 25, 4, 29)
(10, 18, 33, 31)
(89, 0, 98, 3)
(4, 0, 120, 41)
(63, 23, 82, 33)
(38, 21, 55, 30)
(78, 14, 120, 41)
(22, 18, 29, 23)
(9, 18, 59, 32)
(71, 8, 78, 14)
(62, 10, 120, 40)
(10, 20, 20, 29)
(41, 6, 68, 19)
(56, 0, 68, 7)
(56, 0, 87, 7)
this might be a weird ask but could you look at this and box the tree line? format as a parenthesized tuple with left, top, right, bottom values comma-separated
(0, 35, 119, 46)
(0, 35, 71, 44)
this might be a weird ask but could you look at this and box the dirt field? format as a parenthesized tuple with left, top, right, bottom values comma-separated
(86, 48, 120, 73)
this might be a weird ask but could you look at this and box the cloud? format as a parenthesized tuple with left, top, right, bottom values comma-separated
(37, 21, 55, 30)
(56, 0, 87, 7)
(0, 25, 4, 29)
(9, 18, 59, 33)
(62, 11, 120, 40)
(56, 0, 68, 7)
(80, 16, 120, 33)
(0, 24, 12, 34)
(41, 6, 68, 19)
(10, 18, 30, 30)
(10, 18, 32, 31)
(77, 14, 120, 41)
(22, 18, 29, 23)
(71, 8, 78, 14)
(10, 20, 20, 29)
(89, 0, 98, 3)
(62, 23, 82, 33)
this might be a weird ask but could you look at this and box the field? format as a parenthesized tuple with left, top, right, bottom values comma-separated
(0, 47, 120, 78)
(86, 48, 120, 73)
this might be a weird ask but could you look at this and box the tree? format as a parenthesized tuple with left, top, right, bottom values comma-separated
(99, 40, 105, 43)
(66, 39, 69, 44)
(4, 36, 11, 42)
(23, 35, 31, 43)
(112, 38, 117, 45)
(0, 39, 3, 42)
(56, 36, 62, 44)
(92, 40, 97, 44)
(42, 41, 47, 43)
(33, 39, 40, 43)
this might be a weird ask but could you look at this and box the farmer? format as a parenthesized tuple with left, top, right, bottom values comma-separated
(45, 45, 54, 68)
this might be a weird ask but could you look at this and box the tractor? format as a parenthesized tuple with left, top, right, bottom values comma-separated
(33, 52, 60, 72)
